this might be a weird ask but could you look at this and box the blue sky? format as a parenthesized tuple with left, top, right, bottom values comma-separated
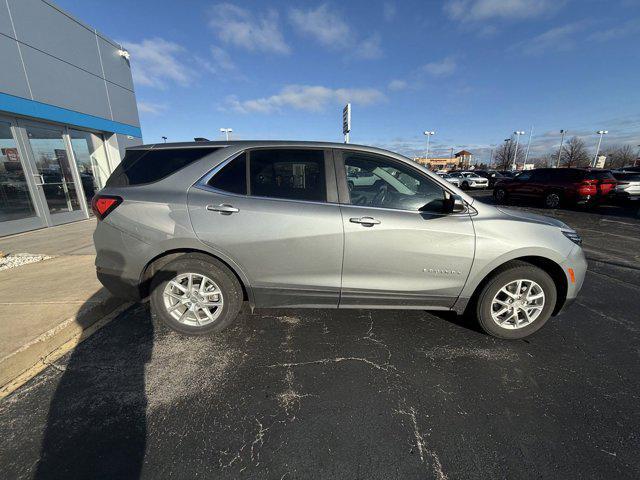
(57, 0, 640, 161)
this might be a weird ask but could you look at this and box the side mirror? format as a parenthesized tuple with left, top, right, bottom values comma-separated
(442, 193, 466, 214)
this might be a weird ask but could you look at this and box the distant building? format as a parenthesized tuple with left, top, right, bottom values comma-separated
(414, 149, 473, 171)
(454, 150, 473, 169)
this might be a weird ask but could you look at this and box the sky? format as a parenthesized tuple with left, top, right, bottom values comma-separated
(56, 0, 640, 162)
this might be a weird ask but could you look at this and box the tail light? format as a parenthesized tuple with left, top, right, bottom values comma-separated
(91, 195, 122, 220)
(577, 180, 597, 196)
(599, 179, 617, 195)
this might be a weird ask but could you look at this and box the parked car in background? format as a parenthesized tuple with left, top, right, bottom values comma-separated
(493, 168, 617, 208)
(473, 170, 505, 188)
(436, 172, 461, 187)
(447, 171, 489, 190)
(612, 171, 640, 202)
(93, 141, 586, 340)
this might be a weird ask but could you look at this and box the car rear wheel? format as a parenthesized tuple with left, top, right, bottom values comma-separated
(544, 191, 561, 209)
(475, 262, 557, 339)
(461, 181, 469, 190)
(150, 254, 243, 335)
(494, 187, 508, 203)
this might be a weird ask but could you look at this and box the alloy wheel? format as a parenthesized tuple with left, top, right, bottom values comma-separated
(545, 193, 560, 208)
(162, 273, 224, 327)
(490, 279, 545, 329)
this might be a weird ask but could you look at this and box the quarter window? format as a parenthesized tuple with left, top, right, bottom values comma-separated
(249, 149, 326, 202)
(344, 155, 445, 212)
(208, 153, 247, 195)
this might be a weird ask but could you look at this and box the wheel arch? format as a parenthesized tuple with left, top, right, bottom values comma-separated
(139, 248, 254, 307)
(460, 255, 568, 317)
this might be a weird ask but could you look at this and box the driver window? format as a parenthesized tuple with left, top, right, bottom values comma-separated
(344, 155, 445, 212)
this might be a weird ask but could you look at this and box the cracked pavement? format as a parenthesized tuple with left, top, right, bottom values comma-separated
(0, 197, 639, 479)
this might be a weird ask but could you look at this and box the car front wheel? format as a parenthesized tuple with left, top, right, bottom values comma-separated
(150, 254, 243, 335)
(494, 187, 508, 203)
(475, 261, 557, 339)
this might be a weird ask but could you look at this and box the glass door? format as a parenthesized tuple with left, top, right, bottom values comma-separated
(20, 123, 86, 226)
(0, 119, 46, 236)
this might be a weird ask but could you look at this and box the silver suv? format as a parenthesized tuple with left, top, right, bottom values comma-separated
(93, 141, 586, 339)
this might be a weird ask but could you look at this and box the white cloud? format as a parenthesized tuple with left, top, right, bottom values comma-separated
(388, 79, 408, 91)
(422, 57, 457, 77)
(195, 45, 243, 79)
(225, 85, 385, 114)
(137, 101, 167, 115)
(121, 38, 195, 89)
(518, 22, 586, 55)
(208, 3, 289, 54)
(589, 19, 640, 42)
(383, 2, 397, 21)
(289, 5, 382, 59)
(444, 0, 562, 23)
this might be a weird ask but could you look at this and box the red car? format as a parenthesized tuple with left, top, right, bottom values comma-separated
(493, 168, 617, 208)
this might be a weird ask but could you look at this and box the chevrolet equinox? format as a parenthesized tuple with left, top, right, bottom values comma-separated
(93, 141, 586, 339)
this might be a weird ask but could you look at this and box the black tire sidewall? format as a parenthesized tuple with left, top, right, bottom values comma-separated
(544, 191, 561, 209)
(476, 265, 557, 339)
(150, 255, 243, 335)
(494, 188, 507, 203)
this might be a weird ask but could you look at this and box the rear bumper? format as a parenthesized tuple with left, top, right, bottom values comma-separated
(97, 267, 141, 301)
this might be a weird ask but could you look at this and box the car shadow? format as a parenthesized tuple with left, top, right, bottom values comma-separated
(34, 261, 155, 479)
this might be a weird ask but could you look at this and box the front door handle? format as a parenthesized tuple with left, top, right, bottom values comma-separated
(206, 204, 239, 215)
(349, 216, 380, 226)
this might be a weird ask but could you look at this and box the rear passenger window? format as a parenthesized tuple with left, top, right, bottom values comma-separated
(208, 153, 246, 194)
(249, 149, 326, 202)
(107, 147, 218, 187)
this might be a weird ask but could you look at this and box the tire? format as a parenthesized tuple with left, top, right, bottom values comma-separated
(150, 253, 243, 335)
(493, 187, 508, 204)
(475, 261, 557, 339)
(461, 181, 469, 190)
(544, 191, 561, 209)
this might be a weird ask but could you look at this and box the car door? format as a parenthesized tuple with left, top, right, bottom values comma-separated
(335, 150, 475, 309)
(509, 170, 534, 198)
(188, 148, 344, 308)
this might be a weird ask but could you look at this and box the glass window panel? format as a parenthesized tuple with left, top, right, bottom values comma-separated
(26, 125, 81, 215)
(0, 122, 37, 223)
(69, 130, 110, 203)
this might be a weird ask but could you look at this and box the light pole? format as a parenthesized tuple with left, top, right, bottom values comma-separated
(220, 128, 233, 141)
(523, 126, 533, 167)
(512, 131, 525, 170)
(556, 129, 566, 168)
(423, 131, 435, 162)
(592, 130, 608, 167)
(161, 136, 167, 143)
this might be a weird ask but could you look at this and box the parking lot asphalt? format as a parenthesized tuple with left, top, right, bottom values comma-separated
(1, 194, 639, 479)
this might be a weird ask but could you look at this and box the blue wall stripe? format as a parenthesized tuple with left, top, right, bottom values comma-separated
(0, 92, 142, 138)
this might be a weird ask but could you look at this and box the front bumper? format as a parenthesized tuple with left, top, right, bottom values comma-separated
(556, 244, 587, 314)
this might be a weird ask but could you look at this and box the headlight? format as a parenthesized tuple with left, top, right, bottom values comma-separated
(562, 230, 582, 246)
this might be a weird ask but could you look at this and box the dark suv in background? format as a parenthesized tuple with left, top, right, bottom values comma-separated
(473, 170, 505, 188)
(493, 168, 617, 208)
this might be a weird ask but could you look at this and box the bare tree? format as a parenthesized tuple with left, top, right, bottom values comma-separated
(530, 153, 553, 168)
(493, 140, 520, 170)
(604, 145, 636, 169)
(556, 136, 590, 168)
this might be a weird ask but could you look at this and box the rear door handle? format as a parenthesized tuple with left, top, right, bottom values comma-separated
(349, 216, 380, 226)
(206, 204, 239, 215)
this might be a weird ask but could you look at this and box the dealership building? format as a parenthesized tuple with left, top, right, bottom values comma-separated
(0, 0, 141, 237)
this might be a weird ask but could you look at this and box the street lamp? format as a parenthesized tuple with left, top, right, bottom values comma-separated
(161, 136, 167, 143)
(512, 131, 525, 170)
(592, 130, 608, 167)
(423, 131, 435, 161)
(220, 128, 233, 141)
(556, 129, 566, 168)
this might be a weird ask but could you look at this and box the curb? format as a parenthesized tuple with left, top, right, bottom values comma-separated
(0, 297, 132, 400)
